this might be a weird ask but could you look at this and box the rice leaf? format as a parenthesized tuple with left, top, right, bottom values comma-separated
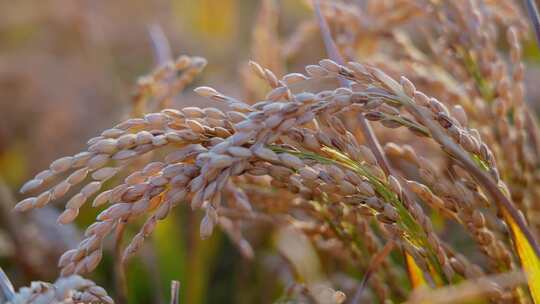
(405, 252, 427, 289)
(502, 208, 540, 302)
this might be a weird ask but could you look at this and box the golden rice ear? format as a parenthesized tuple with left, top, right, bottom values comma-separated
(312, 0, 451, 289)
(7, 0, 540, 302)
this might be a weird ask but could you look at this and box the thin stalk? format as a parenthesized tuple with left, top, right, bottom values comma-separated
(170, 280, 180, 304)
(313, 0, 444, 286)
(523, 0, 540, 159)
(312, 0, 391, 175)
(351, 240, 395, 304)
(524, 0, 540, 49)
(148, 24, 173, 66)
(0, 267, 15, 302)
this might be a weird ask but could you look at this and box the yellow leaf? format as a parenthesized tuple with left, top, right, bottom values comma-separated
(502, 208, 540, 302)
(406, 252, 428, 289)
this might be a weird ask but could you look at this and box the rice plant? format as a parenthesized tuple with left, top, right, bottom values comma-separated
(4, 0, 540, 303)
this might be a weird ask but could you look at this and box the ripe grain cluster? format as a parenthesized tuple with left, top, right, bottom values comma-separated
(7, 0, 540, 303)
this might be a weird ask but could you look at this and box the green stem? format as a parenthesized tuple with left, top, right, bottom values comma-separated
(269, 145, 448, 284)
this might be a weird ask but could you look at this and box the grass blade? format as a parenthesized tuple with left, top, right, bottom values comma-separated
(405, 252, 428, 289)
(524, 0, 540, 49)
(502, 208, 540, 302)
(351, 240, 396, 304)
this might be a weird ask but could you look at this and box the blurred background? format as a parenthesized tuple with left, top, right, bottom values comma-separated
(2, 0, 540, 303)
